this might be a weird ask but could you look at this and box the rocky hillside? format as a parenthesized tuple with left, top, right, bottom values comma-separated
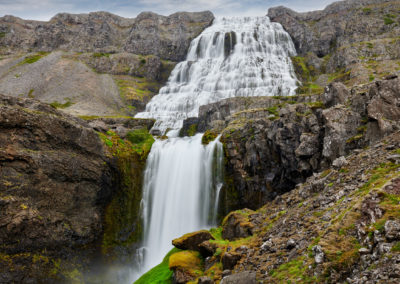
(0, 94, 156, 283)
(268, 0, 400, 93)
(0, 11, 214, 117)
(158, 131, 400, 283)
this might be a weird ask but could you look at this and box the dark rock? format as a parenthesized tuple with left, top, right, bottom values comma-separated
(199, 241, 218, 258)
(222, 253, 242, 270)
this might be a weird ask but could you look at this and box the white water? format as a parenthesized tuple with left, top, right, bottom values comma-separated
(132, 16, 298, 282)
(136, 16, 298, 135)
(136, 134, 223, 275)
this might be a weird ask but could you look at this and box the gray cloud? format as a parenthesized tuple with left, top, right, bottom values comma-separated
(0, 0, 337, 20)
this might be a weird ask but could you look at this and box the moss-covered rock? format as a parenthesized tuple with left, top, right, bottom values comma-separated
(172, 230, 215, 252)
(169, 251, 204, 284)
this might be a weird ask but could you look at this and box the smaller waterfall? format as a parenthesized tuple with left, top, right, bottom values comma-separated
(135, 134, 223, 276)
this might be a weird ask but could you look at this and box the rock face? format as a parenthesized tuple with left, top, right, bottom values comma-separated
(185, 77, 400, 212)
(0, 11, 214, 61)
(0, 94, 153, 283)
(0, 11, 214, 117)
(268, 0, 400, 90)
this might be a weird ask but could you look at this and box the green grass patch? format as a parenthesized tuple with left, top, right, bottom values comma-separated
(0, 32, 6, 38)
(135, 248, 181, 284)
(93, 52, 110, 58)
(126, 128, 155, 156)
(18, 52, 48, 65)
(49, 100, 73, 109)
(392, 242, 400, 252)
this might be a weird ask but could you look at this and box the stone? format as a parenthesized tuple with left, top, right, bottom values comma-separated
(322, 83, 350, 108)
(221, 271, 256, 284)
(332, 156, 348, 169)
(312, 245, 325, 264)
(222, 210, 254, 241)
(172, 230, 215, 252)
(198, 276, 214, 284)
(222, 253, 242, 270)
(199, 241, 218, 258)
(286, 239, 297, 250)
(384, 220, 400, 241)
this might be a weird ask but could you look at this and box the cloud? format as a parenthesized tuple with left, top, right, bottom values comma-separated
(0, 0, 337, 20)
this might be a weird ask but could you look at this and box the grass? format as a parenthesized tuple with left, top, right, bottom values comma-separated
(135, 248, 181, 284)
(18, 52, 48, 66)
(0, 32, 6, 38)
(49, 100, 73, 109)
(93, 52, 110, 58)
(384, 14, 395, 25)
(126, 128, 155, 156)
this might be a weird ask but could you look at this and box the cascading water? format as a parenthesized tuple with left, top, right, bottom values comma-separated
(132, 16, 298, 281)
(136, 16, 297, 135)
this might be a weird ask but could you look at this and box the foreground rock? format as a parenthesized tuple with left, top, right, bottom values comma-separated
(0, 94, 153, 283)
(172, 230, 215, 252)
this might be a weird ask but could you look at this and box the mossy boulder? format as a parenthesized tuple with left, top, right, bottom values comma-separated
(222, 209, 255, 241)
(169, 251, 204, 284)
(172, 230, 215, 252)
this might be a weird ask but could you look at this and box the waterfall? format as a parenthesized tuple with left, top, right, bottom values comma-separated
(136, 16, 297, 135)
(132, 16, 297, 281)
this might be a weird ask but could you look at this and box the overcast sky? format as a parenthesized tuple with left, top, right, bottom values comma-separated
(0, 0, 338, 21)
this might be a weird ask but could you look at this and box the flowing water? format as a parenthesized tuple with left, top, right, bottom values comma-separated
(132, 16, 298, 281)
(136, 16, 297, 135)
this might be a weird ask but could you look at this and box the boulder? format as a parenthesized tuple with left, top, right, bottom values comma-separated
(221, 271, 256, 284)
(222, 210, 254, 241)
(322, 83, 350, 108)
(384, 220, 400, 241)
(172, 230, 215, 252)
(222, 252, 242, 270)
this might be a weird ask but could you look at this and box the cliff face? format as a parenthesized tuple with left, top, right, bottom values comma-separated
(0, 11, 214, 117)
(0, 94, 154, 283)
(0, 11, 214, 61)
(268, 0, 400, 91)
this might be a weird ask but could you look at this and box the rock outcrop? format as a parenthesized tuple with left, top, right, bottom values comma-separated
(268, 0, 400, 90)
(0, 94, 153, 283)
(0, 11, 214, 61)
(0, 11, 214, 117)
(183, 77, 400, 213)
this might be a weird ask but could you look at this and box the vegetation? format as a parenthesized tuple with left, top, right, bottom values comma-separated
(135, 248, 181, 284)
(93, 52, 110, 58)
(18, 52, 49, 65)
(49, 99, 73, 109)
(384, 14, 395, 25)
(202, 130, 219, 145)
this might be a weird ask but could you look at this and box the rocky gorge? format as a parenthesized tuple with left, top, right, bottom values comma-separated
(0, 0, 400, 283)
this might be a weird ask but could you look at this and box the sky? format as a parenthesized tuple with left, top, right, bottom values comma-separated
(0, 0, 338, 21)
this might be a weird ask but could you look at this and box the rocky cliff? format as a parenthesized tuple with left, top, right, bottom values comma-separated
(268, 0, 400, 92)
(0, 94, 155, 283)
(0, 11, 214, 117)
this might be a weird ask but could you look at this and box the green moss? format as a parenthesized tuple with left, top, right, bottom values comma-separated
(369, 74, 375, 82)
(269, 256, 316, 282)
(28, 89, 35, 98)
(49, 100, 73, 109)
(135, 248, 181, 284)
(362, 7, 372, 14)
(366, 42, 374, 49)
(100, 129, 154, 252)
(392, 242, 400, 252)
(306, 101, 325, 109)
(93, 52, 110, 58)
(126, 128, 155, 156)
(202, 130, 219, 145)
(0, 32, 6, 38)
(186, 124, 198, 137)
(384, 15, 395, 25)
(18, 52, 48, 65)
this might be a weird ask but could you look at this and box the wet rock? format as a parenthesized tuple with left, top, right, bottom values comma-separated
(172, 230, 215, 252)
(221, 271, 256, 284)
